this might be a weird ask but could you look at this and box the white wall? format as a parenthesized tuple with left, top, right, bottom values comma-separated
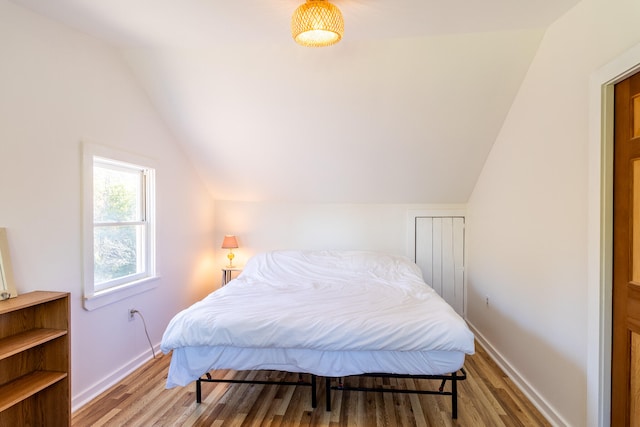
(466, 0, 640, 425)
(213, 201, 463, 285)
(0, 0, 216, 410)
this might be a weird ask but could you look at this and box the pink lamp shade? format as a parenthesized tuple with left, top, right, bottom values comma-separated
(221, 235, 239, 267)
(221, 235, 238, 249)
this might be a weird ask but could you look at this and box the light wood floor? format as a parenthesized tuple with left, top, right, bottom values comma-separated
(72, 344, 551, 426)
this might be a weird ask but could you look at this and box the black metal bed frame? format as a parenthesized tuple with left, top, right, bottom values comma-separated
(195, 368, 466, 419)
(324, 369, 467, 419)
(196, 371, 318, 408)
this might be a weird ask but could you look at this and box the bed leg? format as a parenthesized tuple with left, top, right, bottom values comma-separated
(196, 378, 202, 403)
(451, 371, 458, 419)
(311, 375, 317, 408)
(325, 377, 332, 411)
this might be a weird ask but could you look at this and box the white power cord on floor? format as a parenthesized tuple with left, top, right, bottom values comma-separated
(130, 309, 157, 359)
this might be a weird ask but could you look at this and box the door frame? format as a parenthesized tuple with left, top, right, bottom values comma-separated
(407, 207, 467, 314)
(589, 42, 640, 427)
(407, 207, 467, 261)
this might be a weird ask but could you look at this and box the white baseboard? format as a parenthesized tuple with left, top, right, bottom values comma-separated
(466, 321, 570, 427)
(71, 343, 162, 413)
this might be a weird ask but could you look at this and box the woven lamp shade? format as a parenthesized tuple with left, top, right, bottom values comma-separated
(291, 0, 344, 47)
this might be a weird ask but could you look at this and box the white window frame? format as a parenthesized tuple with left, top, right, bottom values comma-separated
(82, 142, 158, 311)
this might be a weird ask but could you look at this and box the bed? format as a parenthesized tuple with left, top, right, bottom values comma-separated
(160, 250, 475, 417)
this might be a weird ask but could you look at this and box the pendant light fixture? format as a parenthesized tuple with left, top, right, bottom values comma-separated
(291, 0, 344, 47)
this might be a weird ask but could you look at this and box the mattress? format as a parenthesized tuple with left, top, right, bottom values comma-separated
(161, 250, 475, 388)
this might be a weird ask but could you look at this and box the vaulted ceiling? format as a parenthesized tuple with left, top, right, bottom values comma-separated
(13, 0, 580, 203)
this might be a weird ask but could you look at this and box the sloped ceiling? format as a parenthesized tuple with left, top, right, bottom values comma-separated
(12, 0, 580, 203)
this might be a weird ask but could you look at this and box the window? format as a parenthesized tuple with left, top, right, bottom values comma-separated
(83, 143, 157, 310)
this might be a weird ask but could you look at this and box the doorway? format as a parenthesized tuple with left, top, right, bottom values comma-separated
(587, 40, 640, 427)
(612, 70, 640, 426)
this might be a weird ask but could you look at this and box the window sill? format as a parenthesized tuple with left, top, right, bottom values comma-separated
(83, 275, 160, 311)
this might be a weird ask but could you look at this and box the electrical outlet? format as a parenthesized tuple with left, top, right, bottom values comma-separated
(485, 296, 490, 306)
(128, 308, 136, 321)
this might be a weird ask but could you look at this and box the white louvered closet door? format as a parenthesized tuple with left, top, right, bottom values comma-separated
(415, 217, 465, 315)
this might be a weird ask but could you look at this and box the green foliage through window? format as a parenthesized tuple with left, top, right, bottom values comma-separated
(93, 166, 141, 223)
(93, 159, 146, 287)
(94, 225, 141, 284)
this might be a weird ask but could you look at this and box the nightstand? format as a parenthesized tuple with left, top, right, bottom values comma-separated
(221, 267, 242, 286)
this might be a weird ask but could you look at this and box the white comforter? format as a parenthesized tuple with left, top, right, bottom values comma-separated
(161, 250, 475, 355)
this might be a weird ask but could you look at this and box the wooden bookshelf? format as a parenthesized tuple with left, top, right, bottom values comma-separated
(0, 291, 70, 426)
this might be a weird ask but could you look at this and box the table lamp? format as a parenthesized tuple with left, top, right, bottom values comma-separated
(221, 235, 239, 268)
